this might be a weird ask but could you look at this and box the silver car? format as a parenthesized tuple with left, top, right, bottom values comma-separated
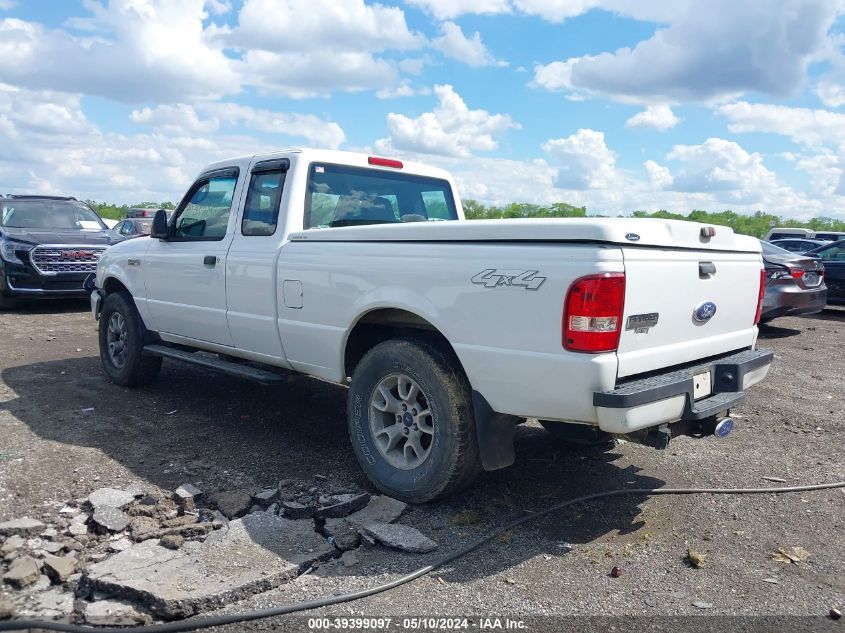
(760, 240, 827, 323)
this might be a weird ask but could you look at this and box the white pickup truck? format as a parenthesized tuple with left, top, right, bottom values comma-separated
(90, 148, 773, 502)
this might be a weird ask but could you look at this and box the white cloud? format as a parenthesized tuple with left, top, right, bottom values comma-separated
(664, 138, 794, 206)
(644, 159, 673, 189)
(719, 101, 845, 148)
(224, 0, 428, 98)
(533, 0, 840, 103)
(794, 151, 845, 196)
(625, 105, 680, 131)
(230, 0, 423, 54)
(375, 84, 519, 157)
(205, 0, 231, 14)
(542, 128, 617, 189)
(0, 0, 431, 103)
(130, 104, 220, 135)
(0, 2, 240, 103)
(376, 81, 430, 99)
(205, 104, 346, 149)
(512, 0, 603, 22)
(241, 49, 398, 99)
(131, 103, 346, 149)
(398, 57, 431, 75)
(718, 101, 845, 200)
(431, 21, 506, 68)
(817, 79, 845, 107)
(0, 86, 342, 203)
(406, 0, 511, 20)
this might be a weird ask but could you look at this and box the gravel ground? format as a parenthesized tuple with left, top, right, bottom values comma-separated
(0, 300, 843, 632)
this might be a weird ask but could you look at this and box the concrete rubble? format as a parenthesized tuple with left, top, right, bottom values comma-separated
(42, 555, 76, 584)
(93, 506, 131, 532)
(3, 556, 41, 588)
(363, 523, 438, 553)
(83, 510, 335, 618)
(0, 518, 45, 537)
(314, 493, 371, 519)
(208, 490, 252, 519)
(174, 484, 203, 511)
(86, 488, 135, 511)
(84, 598, 151, 626)
(0, 478, 428, 624)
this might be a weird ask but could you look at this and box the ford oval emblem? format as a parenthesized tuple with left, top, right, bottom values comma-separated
(625, 232, 640, 242)
(693, 301, 717, 323)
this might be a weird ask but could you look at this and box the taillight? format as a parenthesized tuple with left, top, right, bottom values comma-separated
(790, 269, 804, 279)
(563, 273, 625, 353)
(754, 268, 765, 325)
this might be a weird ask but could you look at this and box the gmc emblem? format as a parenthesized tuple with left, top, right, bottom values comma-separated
(60, 250, 94, 260)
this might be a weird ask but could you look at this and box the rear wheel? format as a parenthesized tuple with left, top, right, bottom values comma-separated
(98, 292, 161, 387)
(347, 338, 482, 503)
(539, 421, 615, 449)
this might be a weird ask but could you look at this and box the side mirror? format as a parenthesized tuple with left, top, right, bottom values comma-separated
(150, 208, 169, 240)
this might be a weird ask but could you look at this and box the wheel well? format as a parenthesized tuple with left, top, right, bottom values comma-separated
(102, 277, 129, 296)
(344, 308, 459, 379)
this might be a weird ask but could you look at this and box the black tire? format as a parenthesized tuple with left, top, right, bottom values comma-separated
(347, 338, 482, 504)
(98, 292, 162, 387)
(539, 421, 615, 449)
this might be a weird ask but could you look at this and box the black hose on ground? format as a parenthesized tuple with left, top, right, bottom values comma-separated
(1, 481, 843, 633)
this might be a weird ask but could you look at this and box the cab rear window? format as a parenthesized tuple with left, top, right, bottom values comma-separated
(304, 163, 458, 229)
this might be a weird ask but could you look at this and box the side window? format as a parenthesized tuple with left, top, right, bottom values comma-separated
(422, 191, 450, 220)
(819, 246, 845, 261)
(173, 175, 238, 241)
(242, 170, 285, 236)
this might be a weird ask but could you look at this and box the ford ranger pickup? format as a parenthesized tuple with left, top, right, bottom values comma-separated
(90, 148, 773, 502)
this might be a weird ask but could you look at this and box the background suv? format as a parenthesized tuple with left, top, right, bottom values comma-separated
(0, 195, 122, 308)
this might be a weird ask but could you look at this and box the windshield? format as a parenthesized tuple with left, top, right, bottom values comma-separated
(0, 200, 106, 230)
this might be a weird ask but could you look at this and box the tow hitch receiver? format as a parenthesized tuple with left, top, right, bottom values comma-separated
(624, 414, 735, 450)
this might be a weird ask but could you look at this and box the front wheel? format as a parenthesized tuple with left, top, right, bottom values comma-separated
(98, 292, 162, 387)
(347, 338, 482, 503)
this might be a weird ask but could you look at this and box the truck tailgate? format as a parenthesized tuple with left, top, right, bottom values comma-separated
(617, 247, 762, 378)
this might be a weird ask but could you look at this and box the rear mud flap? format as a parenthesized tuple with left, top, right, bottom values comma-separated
(472, 391, 517, 471)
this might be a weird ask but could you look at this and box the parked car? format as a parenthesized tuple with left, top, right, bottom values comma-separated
(0, 195, 123, 308)
(806, 240, 845, 304)
(759, 241, 827, 322)
(90, 149, 773, 502)
(814, 231, 845, 241)
(764, 227, 845, 241)
(114, 218, 153, 239)
(769, 238, 829, 254)
(126, 207, 163, 219)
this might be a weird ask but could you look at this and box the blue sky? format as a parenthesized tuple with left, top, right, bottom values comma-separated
(2, 0, 845, 218)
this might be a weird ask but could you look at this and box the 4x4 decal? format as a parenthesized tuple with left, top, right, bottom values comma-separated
(471, 268, 546, 290)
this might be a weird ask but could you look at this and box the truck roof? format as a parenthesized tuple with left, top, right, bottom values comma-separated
(198, 147, 455, 182)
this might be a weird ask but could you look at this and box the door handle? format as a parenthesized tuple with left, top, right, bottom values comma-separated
(699, 261, 716, 277)
(203, 255, 218, 266)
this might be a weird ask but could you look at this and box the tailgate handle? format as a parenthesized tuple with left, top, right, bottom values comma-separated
(699, 261, 716, 277)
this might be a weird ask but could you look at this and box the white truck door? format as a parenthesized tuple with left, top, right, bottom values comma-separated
(224, 157, 292, 364)
(143, 167, 242, 346)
